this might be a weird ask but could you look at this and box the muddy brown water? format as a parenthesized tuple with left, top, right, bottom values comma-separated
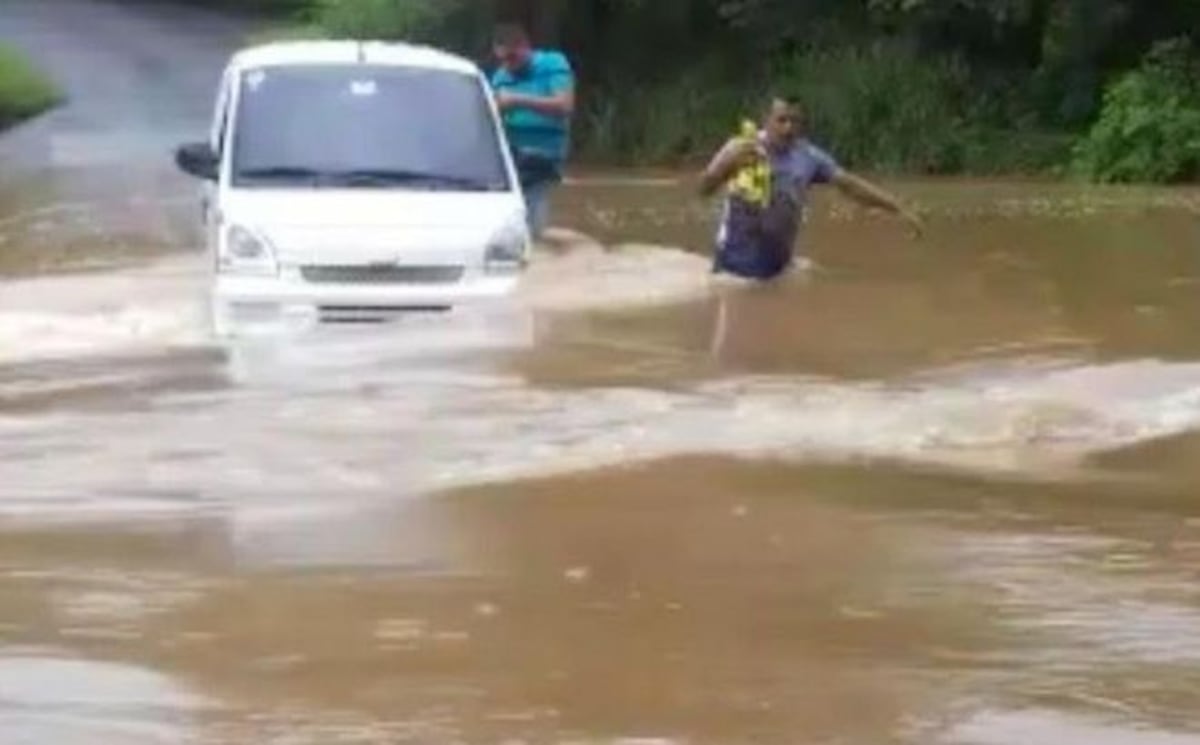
(5, 172, 1200, 745)
(5, 2, 1200, 743)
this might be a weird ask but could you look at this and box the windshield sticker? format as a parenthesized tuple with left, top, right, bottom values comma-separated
(350, 79, 378, 96)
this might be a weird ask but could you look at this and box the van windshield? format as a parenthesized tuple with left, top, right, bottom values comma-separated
(230, 64, 511, 191)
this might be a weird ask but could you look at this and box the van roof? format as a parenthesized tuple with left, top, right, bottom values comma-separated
(229, 40, 482, 77)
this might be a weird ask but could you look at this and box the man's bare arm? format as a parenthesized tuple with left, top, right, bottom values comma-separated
(831, 169, 923, 234)
(699, 138, 755, 197)
(498, 87, 575, 117)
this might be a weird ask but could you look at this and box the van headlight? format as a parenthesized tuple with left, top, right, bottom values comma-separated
(484, 221, 529, 274)
(218, 225, 278, 276)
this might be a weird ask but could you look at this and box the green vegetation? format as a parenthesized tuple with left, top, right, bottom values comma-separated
(1071, 39, 1200, 184)
(223, 0, 1200, 182)
(0, 45, 62, 129)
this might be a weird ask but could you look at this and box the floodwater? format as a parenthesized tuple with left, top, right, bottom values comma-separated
(5, 2, 1200, 744)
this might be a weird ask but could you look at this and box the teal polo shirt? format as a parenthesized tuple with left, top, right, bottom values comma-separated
(490, 50, 574, 167)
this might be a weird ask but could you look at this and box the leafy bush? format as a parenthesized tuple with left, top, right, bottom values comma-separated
(1071, 39, 1200, 184)
(0, 45, 62, 129)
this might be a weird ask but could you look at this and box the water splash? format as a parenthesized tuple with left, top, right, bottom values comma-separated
(4, 238, 1200, 521)
(5, 352, 1200, 524)
(0, 255, 209, 364)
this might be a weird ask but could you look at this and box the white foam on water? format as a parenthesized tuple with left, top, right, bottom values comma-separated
(5, 355, 1200, 522)
(0, 656, 211, 745)
(517, 229, 715, 312)
(404, 358, 1200, 488)
(942, 708, 1200, 745)
(4, 234, 1200, 521)
(0, 306, 208, 362)
(0, 232, 713, 366)
(0, 254, 211, 364)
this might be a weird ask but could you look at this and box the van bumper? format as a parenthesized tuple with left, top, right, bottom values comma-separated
(211, 270, 522, 337)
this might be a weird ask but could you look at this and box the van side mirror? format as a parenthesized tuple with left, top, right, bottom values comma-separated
(175, 142, 218, 181)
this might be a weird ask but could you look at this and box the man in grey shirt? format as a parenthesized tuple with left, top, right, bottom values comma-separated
(699, 94, 923, 281)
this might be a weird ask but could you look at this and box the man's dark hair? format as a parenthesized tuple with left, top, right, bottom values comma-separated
(765, 93, 803, 113)
(494, 22, 530, 47)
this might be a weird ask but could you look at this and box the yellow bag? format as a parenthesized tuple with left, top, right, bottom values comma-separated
(729, 119, 770, 207)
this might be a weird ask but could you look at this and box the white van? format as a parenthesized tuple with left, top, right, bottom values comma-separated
(174, 40, 530, 336)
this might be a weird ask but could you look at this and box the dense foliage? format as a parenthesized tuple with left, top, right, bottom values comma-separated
(1071, 39, 1200, 183)
(190, 1, 1200, 180)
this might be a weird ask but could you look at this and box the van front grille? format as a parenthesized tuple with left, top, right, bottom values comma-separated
(301, 264, 464, 285)
(317, 305, 450, 323)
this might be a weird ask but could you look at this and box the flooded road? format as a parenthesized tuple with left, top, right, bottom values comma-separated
(5, 1, 1200, 743)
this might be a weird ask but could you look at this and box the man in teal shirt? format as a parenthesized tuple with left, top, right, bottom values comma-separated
(490, 23, 575, 239)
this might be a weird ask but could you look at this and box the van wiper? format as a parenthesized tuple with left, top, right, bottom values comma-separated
(236, 166, 326, 184)
(325, 168, 498, 191)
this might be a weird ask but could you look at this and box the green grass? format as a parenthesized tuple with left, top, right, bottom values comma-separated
(0, 45, 62, 129)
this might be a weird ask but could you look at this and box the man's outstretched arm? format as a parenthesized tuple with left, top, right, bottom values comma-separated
(831, 169, 924, 235)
